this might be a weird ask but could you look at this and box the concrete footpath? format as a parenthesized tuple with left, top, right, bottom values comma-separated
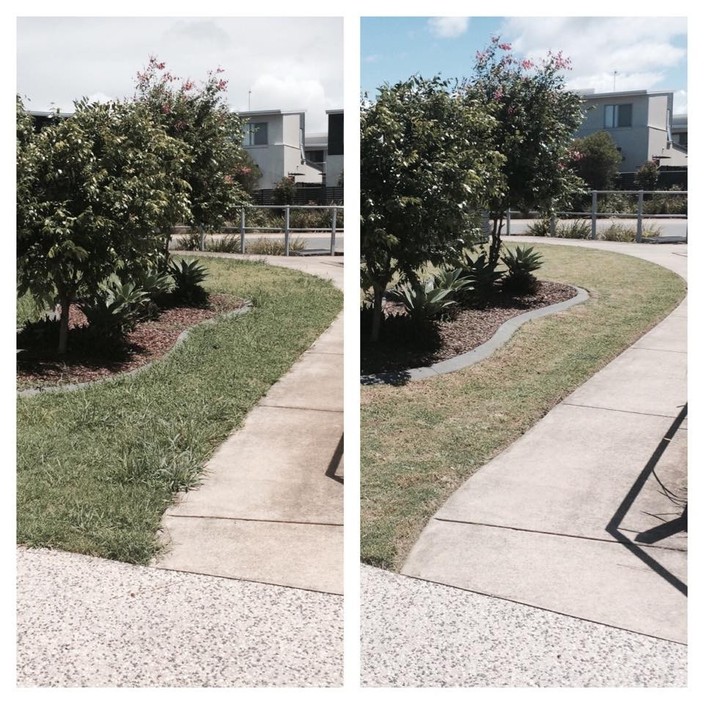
(363, 240, 688, 686)
(17, 255, 344, 687)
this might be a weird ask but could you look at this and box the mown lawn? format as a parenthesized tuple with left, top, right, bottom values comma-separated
(361, 243, 686, 571)
(17, 257, 342, 563)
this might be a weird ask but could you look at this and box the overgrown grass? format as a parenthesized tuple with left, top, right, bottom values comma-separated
(17, 257, 342, 563)
(361, 244, 686, 571)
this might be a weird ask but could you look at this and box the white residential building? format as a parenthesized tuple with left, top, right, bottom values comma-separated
(574, 89, 687, 173)
(239, 109, 324, 189)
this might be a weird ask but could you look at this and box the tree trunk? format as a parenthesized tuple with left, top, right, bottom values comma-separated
(370, 286, 384, 343)
(58, 294, 70, 355)
(488, 214, 503, 271)
(163, 232, 171, 266)
(199, 225, 205, 251)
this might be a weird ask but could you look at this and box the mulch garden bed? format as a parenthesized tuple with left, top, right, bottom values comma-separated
(17, 293, 247, 390)
(361, 280, 577, 376)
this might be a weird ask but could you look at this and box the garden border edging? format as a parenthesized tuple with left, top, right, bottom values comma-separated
(18, 303, 253, 398)
(361, 286, 589, 386)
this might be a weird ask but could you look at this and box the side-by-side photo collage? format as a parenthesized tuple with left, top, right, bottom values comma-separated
(13, 10, 691, 694)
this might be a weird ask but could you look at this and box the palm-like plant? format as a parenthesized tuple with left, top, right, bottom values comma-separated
(388, 278, 456, 326)
(501, 245, 543, 295)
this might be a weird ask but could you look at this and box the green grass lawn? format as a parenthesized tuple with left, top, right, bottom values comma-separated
(17, 257, 342, 563)
(361, 243, 686, 571)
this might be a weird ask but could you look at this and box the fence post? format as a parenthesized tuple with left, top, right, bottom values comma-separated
(284, 205, 290, 256)
(330, 207, 337, 256)
(506, 209, 511, 236)
(636, 190, 644, 243)
(591, 191, 598, 240)
(240, 207, 246, 254)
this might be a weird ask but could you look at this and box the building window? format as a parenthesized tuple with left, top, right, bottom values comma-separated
(328, 113, 343, 156)
(604, 104, 632, 128)
(305, 149, 325, 163)
(244, 122, 268, 146)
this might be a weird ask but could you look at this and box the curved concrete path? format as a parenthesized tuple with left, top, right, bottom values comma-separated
(153, 253, 343, 594)
(17, 255, 344, 686)
(401, 239, 687, 641)
(363, 240, 687, 687)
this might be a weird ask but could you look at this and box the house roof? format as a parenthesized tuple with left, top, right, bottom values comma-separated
(576, 89, 677, 100)
(305, 132, 327, 149)
(237, 109, 307, 118)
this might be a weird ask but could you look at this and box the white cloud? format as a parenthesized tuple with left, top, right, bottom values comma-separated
(428, 17, 469, 39)
(16, 17, 342, 133)
(502, 17, 686, 101)
(245, 74, 336, 125)
(673, 90, 688, 114)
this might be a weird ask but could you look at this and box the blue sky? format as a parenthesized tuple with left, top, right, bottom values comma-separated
(362, 16, 688, 114)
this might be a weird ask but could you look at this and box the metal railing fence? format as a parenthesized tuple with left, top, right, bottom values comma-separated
(505, 190, 687, 243)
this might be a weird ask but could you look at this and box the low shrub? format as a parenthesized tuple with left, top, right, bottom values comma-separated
(176, 231, 205, 251)
(644, 188, 687, 215)
(244, 237, 305, 255)
(17, 315, 60, 349)
(526, 218, 591, 239)
(361, 303, 440, 349)
(289, 206, 335, 230)
(597, 223, 661, 242)
(557, 219, 592, 239)
(525, 218, 552, 237)
(597, 192, 636, 215)
(207, 235, 243, 253)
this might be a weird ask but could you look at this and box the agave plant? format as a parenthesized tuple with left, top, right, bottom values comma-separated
(78, 276, 150, 345)
(432, 266, 473, 294)
(168, 258, 209, 305)
(388, 278, 457, 326)
(457, 248, 504, 304)
(501, 245, 543, 295)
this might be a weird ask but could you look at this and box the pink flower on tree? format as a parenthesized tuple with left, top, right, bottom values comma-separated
(521, 59, 534, 70)
(498, 42, 512, 50)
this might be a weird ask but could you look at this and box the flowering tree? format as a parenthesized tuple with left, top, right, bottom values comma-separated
(134, 57, 250, 248)
(361, 75, 503, 341)
(16, 98, 190, 354)
(463, 37, 585, 267)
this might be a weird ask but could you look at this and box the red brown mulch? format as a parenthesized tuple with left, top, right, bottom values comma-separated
(361, 281, 578, 376)
(17, 293, 247, 390)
